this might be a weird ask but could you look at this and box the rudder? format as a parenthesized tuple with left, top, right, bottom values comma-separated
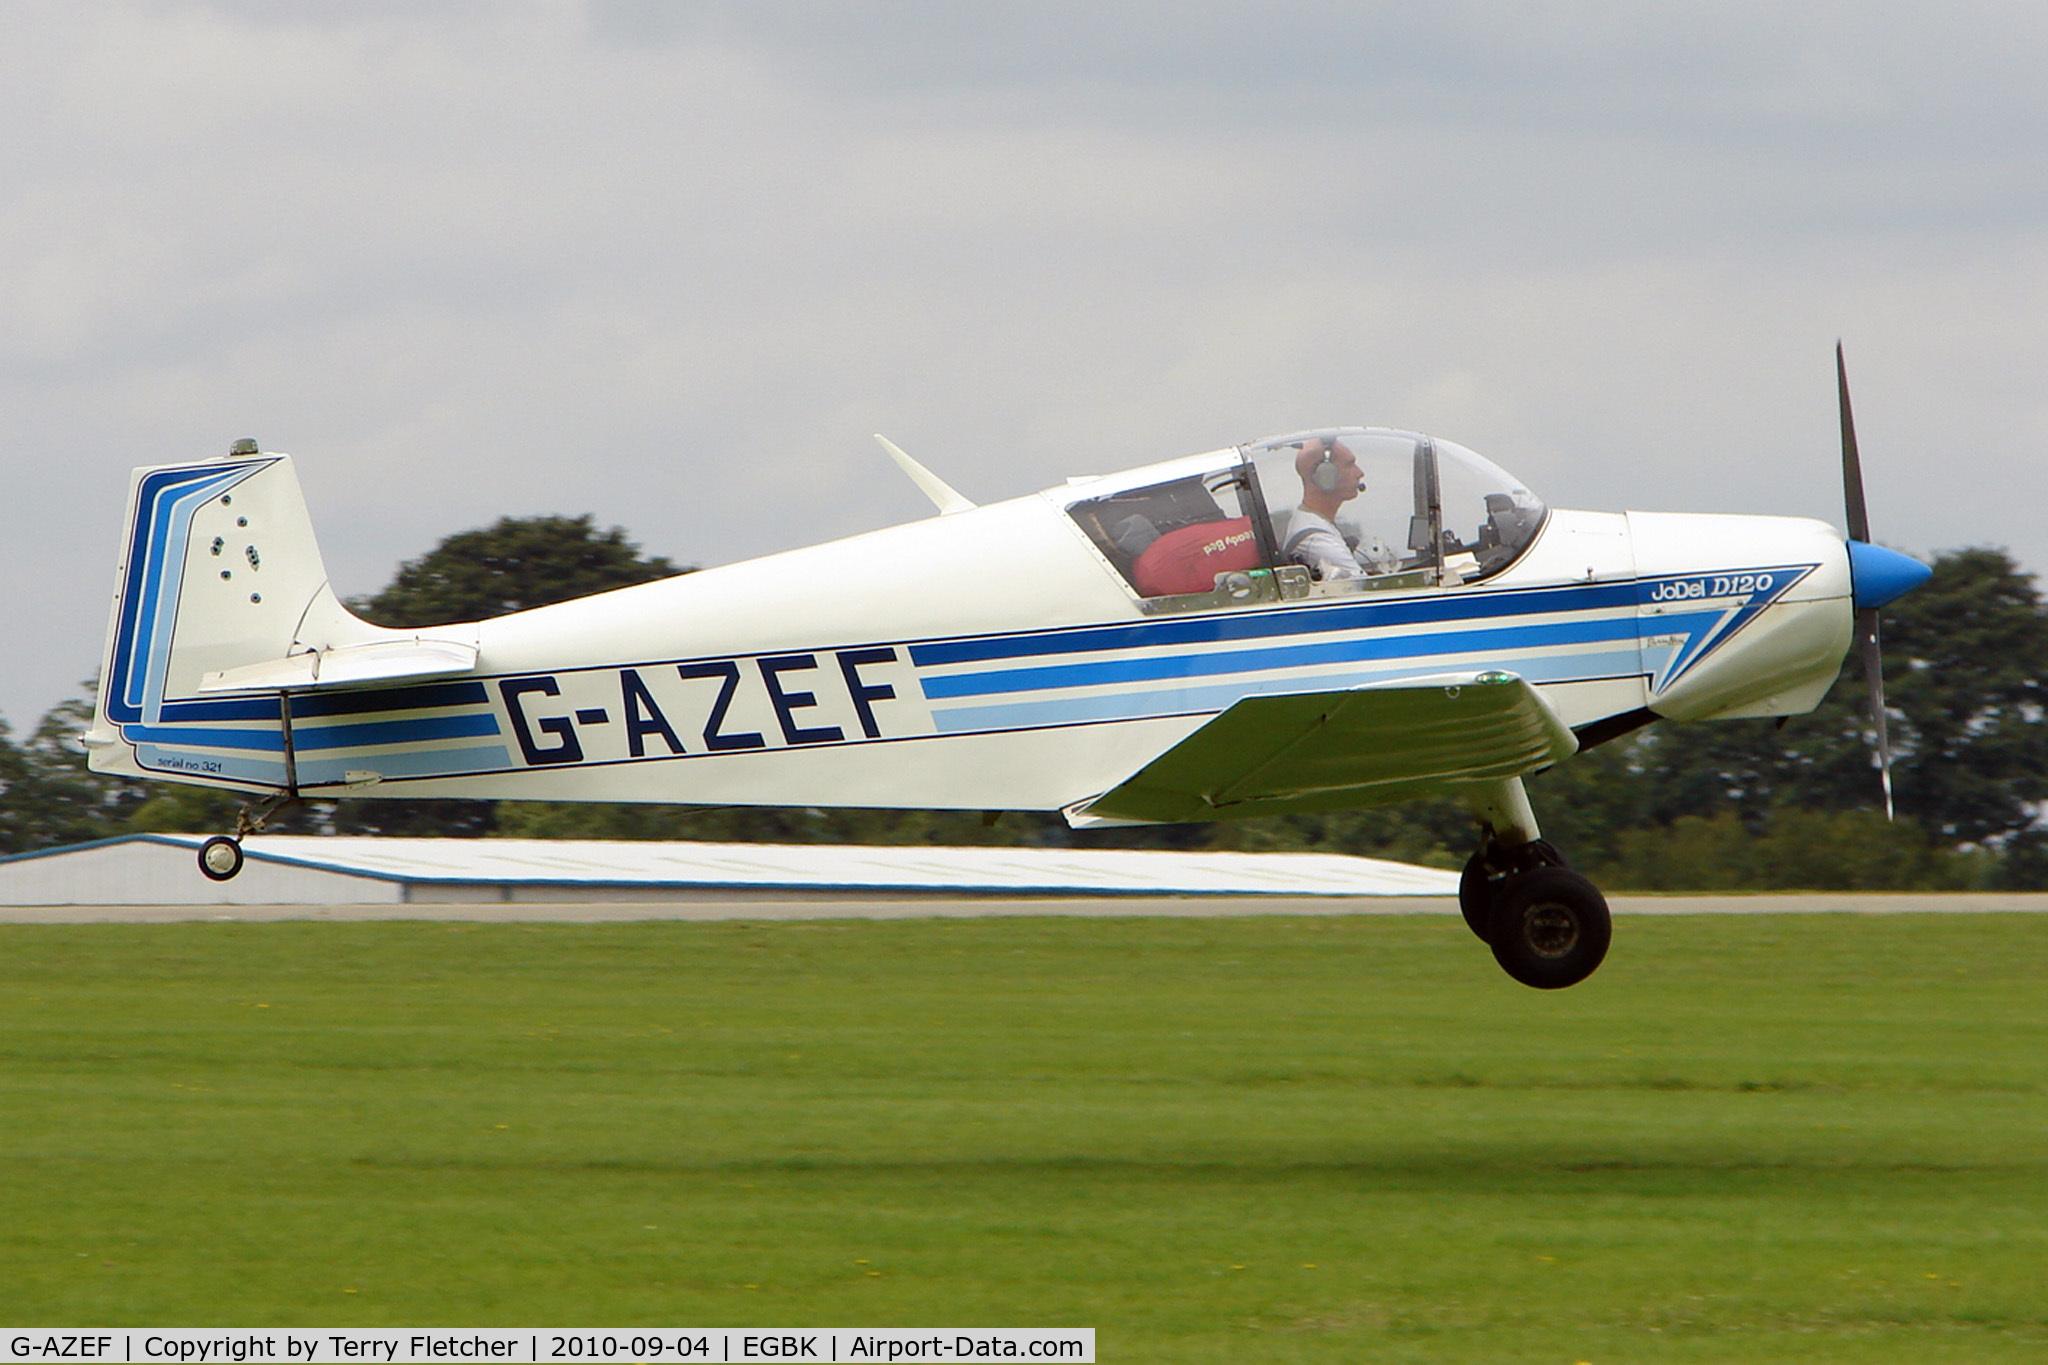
(87, 450, 374, 791)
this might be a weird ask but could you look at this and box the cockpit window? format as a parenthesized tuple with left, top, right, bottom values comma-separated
(1065, 430, 1547, 612)
(1065, 457, 1281, 610)
(1241, 428, 1546, 591)
(1433, 437, 1547, 579)
(1243, 432, 1425, 588)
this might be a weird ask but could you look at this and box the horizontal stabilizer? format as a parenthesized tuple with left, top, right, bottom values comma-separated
(1067, 671, 1577, 826)
(197, 636, 478, 694)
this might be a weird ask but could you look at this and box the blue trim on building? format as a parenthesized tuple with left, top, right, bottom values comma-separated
(1, 834, 1415, 897)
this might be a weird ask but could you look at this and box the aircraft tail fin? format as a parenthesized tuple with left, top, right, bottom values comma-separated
(85, 449, 401, 790)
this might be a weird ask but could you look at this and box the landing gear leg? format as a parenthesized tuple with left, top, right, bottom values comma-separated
(1461, 777, 1611, 989)
(195, 690, 301, 883)
(1459, 831, 1565, 944)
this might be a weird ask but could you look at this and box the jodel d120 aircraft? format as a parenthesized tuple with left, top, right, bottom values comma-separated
(85, 347, 1928, 988)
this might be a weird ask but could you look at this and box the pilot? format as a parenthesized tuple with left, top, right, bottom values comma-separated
(1285, 437, 1400, 579)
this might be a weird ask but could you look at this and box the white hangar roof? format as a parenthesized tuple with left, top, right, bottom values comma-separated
(0, 833, 1460, 907)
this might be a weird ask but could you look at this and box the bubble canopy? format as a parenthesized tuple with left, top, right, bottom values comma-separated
(1063, 427, 1548, 609)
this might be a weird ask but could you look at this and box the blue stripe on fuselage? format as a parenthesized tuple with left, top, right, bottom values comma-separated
(122, 711, 501, 754)
(140, 679, 493, 725)
(909, 578, 1640, 669)
(919, 613, 1640, 700)
(928, 646, 1648, 734)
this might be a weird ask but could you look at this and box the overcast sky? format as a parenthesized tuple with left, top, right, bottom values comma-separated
(5, 1, 2045, 729)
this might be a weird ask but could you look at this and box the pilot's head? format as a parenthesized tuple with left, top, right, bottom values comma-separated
(1295, 438, 1362, 508)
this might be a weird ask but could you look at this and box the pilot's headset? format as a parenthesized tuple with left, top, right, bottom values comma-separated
(1309, 439, 1343, 493)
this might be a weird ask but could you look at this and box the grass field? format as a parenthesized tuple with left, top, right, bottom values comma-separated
(3, 912, 2045, 1362)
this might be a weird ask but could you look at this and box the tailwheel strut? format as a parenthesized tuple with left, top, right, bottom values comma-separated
(195, 690, 302, 883)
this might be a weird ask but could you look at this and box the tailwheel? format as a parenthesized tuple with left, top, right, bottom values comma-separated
(1488, 866, 1611, 990)
(197, 770, 298, 884)
(198, 835, 245, 882)
(192, 691, 299, 886)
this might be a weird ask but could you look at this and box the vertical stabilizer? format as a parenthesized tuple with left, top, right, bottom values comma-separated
(87, 451, 377, 789)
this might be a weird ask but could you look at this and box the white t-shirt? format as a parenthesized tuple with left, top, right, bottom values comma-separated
(1284, 507, 1400, 579)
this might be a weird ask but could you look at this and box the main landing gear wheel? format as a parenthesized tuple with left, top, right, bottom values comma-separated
(198, 836, 244, 882)
(1458, 838, 1567, 944)
(1457, 854, 1497, 943)
(1488, 866, 1611, 990)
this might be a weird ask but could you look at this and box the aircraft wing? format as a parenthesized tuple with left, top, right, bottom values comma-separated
(1065, 671, 1578, 826)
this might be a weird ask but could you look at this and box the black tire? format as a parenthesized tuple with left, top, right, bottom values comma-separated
(1489, 866, 1610, 990)
(1458, 850, 1502, 943)
(198, 836, 244, 882)
(1459, 838, 1567, 944)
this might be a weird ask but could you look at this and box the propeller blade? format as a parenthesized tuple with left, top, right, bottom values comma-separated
(1839, 343, 1899, 816)
(1856, 607, 1894, 821)
(1837, 341, 1871, 544)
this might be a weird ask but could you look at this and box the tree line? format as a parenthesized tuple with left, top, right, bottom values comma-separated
(4, 515, 2044, 890)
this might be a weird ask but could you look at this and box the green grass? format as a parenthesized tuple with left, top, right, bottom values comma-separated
(3, 913, 2045, 1362)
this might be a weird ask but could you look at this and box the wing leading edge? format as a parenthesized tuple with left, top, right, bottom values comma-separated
(1065, 671, 1578, 827)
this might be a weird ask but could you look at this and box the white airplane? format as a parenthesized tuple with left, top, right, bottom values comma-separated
(83, 348, 1928, 988)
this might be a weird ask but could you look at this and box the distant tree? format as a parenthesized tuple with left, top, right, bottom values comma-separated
(0, 690, 149, 853)
(0, 719, 31, 853)
(1596, 808, 1977, 891)
(333, 515, 690, 836)
(351, 514, 687, 627)
(1881, 548, 2048, 845)
(0, 680, 327, 852)
(1170, 801, 1473, 868)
